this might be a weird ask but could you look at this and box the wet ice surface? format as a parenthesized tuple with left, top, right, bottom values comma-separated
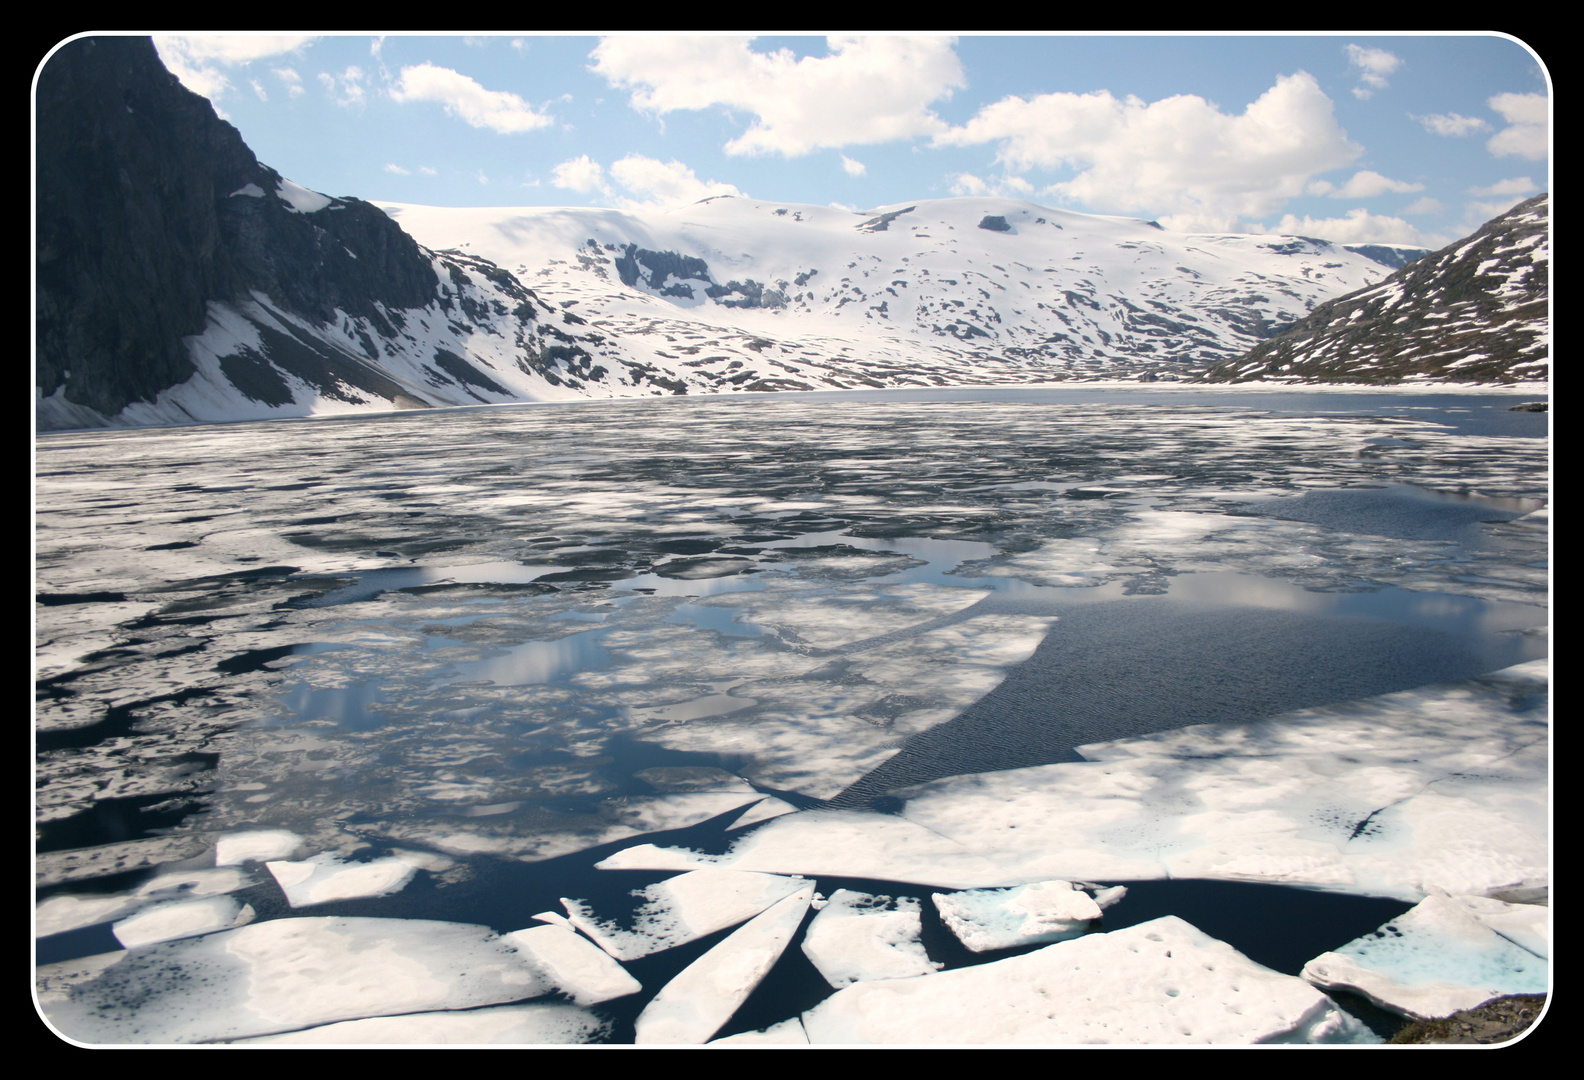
(34, 387, 1548, 1043)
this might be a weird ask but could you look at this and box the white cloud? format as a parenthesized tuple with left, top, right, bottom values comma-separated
(319, 66, 366, 109)
(1403, 196, 1444, 215)
(1344, 44, 1402, 99)
(250, 79, 267, 101)
(1329, 170, 1424, 198)
(608, 155, 743, 208)
(273, 67, 305, 98)
(419, 166, 437, 176)
(154, 35, 317, 99)
(840, 155, 867, 177)
(590, 35, 964, 156)
(1269, 207, 1438, 246)
(1412, 112, 1490, 137)
(476, 169, 490, 185)
(936, 72, 1360, 232)
(389, 63, 554, 134)
(949, 172, 988, 196)
(384, 163, 410, 175)
(552, 154, 608, 193)
(1468, 176, 1537, 197)
(1486, 93, 1547, 160)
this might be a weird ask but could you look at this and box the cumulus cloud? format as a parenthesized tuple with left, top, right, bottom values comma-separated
(590, 35, 964, 156)
(1413, 112, 1490, 137)
(1269, 207, 1439, 246)
(385, 163, 410, 175)
(1344, 44, 1402, 99)
(389, 63, 554, 133)
(608, 155, 743, 207)
(1486, 92, 1547, 159)
(1403, 196, 1444, 215)
(948, 171, 1032, 198)
(154, 35, 317, 99)
(936, 72, 1360, 232)
(551, 154, 608, 194)
(1328, 170, 1424, 198)
(840, 155, 867, 177)
(1468, 176, 1537, 197)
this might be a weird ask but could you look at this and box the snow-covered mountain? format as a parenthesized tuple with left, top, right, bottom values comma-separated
(380, 197, 1415, 395)
(1205, 195, 1549, 384)
(36, 37, 1426, 432)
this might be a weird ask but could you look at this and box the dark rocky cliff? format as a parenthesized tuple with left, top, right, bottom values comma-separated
(36, 36, 440, 419)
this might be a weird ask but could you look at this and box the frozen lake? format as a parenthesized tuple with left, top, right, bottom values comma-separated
(34, 386, 1549, 1044)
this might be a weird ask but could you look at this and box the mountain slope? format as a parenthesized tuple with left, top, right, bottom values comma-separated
(35, 37, 623, 432)
(1203, 195, 1549, 384)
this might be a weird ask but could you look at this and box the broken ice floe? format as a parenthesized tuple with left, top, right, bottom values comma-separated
(932, 880, 1109, 953)
(215, 829, 302, 866)
(799, 915, 1373, 1045)
(635, 884, 815, 1044)
(266, 852, 419, 907)
(237, 1002, 607, 1045)
(895, 662, 1547, 900)
(1301, 893, 1548, 1019)
(562, 869, 809, 961)
(112, 896, 255, 948)
(709, 1017, 810, 1044)
(800, 890, 940, 987)
(596, 810, 1019, 889)
(500, 924, 641, 1005)
(37, 866, 255, 938)
(46, 917, 550, 1044)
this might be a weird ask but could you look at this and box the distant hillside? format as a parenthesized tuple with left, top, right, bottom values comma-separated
(1203, 195, 1549, 384)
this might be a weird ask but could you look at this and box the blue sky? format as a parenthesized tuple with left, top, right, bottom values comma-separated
(123, 33, 1547, 248)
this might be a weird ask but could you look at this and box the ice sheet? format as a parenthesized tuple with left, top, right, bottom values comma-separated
(800, 916, 1373, 1045)
(238, 1002, 607, 1045)
(266, 853, 418, 907)
(596, 810, 1021, 889)
(898, 665, 1548, 899)
(47, 917, 550, 1044)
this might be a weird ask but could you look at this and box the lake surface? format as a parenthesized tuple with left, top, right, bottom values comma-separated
(34, 386, 1549, 1042)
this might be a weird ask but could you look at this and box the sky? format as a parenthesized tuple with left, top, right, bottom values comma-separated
(94, 33, 1550, 249)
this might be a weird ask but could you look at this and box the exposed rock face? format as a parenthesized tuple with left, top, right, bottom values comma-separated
(1204, 195, 1549, 384)
(36, 37, 435, 418)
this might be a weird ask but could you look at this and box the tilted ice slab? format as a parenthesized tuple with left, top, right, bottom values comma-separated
(897, 661, 1548, 900)
(266, 853, 418, 907)
(801, 890, 940, 988)
(47, 917, 550, 1044)
(800, 916, 1373, 1046)
(1301, 894, 1548, 1019)
(501, 924, 641, 1004)
(112, 896, 255, 948)
(635, 884, 816, 1044)
(932, 880, 1106, 953)
(238, 1002, 608, 1045)
(597, 810, 1022, 889)
(562, 869, 809, 961)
